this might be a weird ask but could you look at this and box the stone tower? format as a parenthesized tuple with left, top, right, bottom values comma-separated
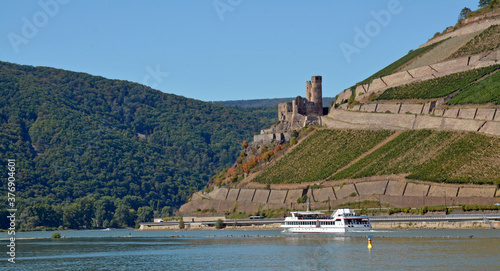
(310, 75, 322, 115)
(306, 81, 312, 101)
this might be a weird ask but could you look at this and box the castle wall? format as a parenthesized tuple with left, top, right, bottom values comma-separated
(306, 81, 312, 101)
(310, 76, 323, 115)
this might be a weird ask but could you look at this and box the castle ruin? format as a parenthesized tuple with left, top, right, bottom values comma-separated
(269, 75, 324, 132)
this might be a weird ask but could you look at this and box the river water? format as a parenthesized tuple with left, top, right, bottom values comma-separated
(1, 229, 499, 270)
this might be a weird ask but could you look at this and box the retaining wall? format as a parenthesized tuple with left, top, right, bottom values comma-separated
(334, 48, 500, 104)
(400, 103, 424, 114)
(428, 185, 459, 197)
(475, 108, 496, 121)
(325, 109, 500, 136)
(458, 187, 497, 198)
(360, 103, 377, 112)
(181, 180, 498, 215)
(209, 188, 229, 200)
(253, 189, 270, 203)
(404, 183, 430, 197)
(268, 190, 288, 204)
(376, 103, 401, 114)
(385, 181, 406, 196)
(286, 189, 305, 203)
(458, 108, 477, 120)
(313, 187, 336, 201)
(238, 189, 256, 202)
(226, 188, 240, 201)
(334, 183, 358, 199)
(356, 180, 388, 196)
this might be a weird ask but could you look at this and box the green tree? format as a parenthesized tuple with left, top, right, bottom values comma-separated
(178, 217, 185, 229)
(458, 7, 472, 21)
(63, 203, 84, 229)
(161, 206, 172, 218)
(113, 205, 136, 227)
(479, 0, 499, 7)
(215, 219, 224, 229)
(94, 197, 115, 228)
(75, 197, 95, 229)
(479, 0, 489, 7)
(136, 206, 154, 224)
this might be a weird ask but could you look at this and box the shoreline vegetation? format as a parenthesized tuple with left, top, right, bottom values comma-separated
(1, 218, 498, 242)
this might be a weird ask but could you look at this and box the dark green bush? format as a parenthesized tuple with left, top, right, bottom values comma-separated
(215, 219, 224, 229)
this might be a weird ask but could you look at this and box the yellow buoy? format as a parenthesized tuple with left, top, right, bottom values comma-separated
(367, 238, 373, 249)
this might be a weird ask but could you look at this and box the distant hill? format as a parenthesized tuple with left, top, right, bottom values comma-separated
(0, 61, 276, 229)
(214, 97, 335, 108)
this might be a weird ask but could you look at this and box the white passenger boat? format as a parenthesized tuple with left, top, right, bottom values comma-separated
(281, 208, 372, 233)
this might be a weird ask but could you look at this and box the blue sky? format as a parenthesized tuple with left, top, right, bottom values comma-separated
(1, 0, 478, 101)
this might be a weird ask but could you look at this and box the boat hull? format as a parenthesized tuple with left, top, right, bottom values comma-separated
(281, 225, 372, 233)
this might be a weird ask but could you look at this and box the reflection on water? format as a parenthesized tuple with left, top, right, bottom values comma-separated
(1, 229, 499, 270)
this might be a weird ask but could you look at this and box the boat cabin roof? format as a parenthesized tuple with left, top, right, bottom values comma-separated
(332, 208, 359, 217)
(292, 211, 324, 215)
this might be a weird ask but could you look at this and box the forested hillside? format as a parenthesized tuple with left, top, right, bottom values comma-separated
(0, 61, 275, 229)
(214, 97, 335, 108)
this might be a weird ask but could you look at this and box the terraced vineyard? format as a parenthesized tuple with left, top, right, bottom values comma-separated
(331, 130, 500, 185)
(330, 130, 461, 180)
(376, 64, 500, 100)
(358, 39, 447, 85)
(407, 132, 500, 185)
(252, 130, 500, 186)
(252, 129, 393, 184)
(447, 24, 500, 59)
(447, 69, 500, 104)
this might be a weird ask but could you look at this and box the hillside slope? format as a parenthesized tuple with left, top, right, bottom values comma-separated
(214, 97, 335, 108)
(250, 129, 500, 186)
(0, 61, 276, 229)
(203, 7, 500, 202)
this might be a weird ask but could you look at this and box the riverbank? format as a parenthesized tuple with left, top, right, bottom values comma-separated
(138, 219, 499, 231)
